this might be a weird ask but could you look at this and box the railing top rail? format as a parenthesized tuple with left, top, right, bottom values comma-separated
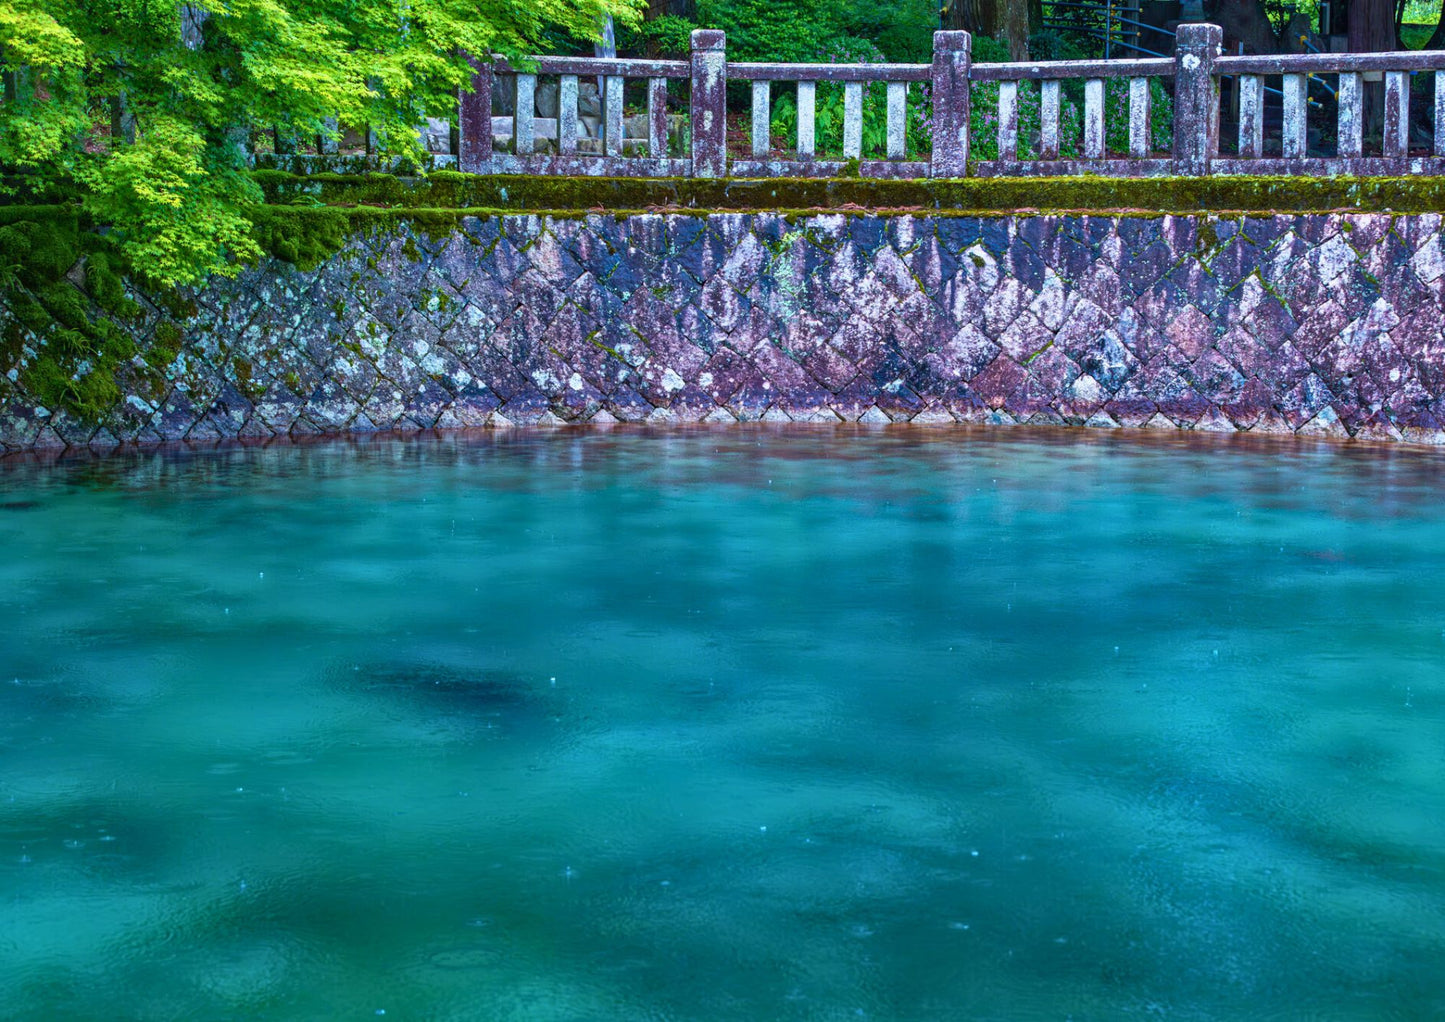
(727, 61, 932, 82)
(1215, 50, 1445, 75)
(493, 56, 691, 78)
(970, 56, 1173, 81)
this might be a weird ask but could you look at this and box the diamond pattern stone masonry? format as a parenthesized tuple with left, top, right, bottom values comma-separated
(5, 210, 1445, 450)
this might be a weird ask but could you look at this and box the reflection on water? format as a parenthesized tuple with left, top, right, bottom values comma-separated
(2, 426, 1445, 1020)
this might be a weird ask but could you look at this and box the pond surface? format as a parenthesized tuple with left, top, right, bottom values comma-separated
(2, 426, 1444, 1021)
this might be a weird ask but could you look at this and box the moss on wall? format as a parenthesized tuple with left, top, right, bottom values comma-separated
(2, 210, 132, 422)
(0, 207, 187, 425)
(251, 170, 1445, 214)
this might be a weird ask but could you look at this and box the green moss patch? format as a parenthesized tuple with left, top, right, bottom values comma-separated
(0, 208, 183, 426)
(251, 171, 1445, 214)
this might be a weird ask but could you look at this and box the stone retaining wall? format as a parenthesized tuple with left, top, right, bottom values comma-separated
(5, 210, 1445, 449)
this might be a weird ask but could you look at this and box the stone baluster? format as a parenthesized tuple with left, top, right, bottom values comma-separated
(1337, 72, 1361, 158)
(690, 30, 726, 177)
(752, 81, 771, 158)
(930, 31, 971, 178)
(1083, 78, 1105, 158)
(1435, 72, 1445, 157)
(886, 82, 907, 159)
(797, 82, 817, 158)
(559, 75, 579, 154)
(649, 78, 668, 158)
(604, 74, 624, 157)
(1128, 77, 1151, 157)
(459, 57, 494, 174)
(843, 81, 864, 159)
(998, 81, 1018, 161)
(1173, 22, 1221, 175)
(1282, 73, 1306, 159)
(513, 74, 536, 155)
(1384, 70, 1409, 159)
(1039, 80, 1060, 160)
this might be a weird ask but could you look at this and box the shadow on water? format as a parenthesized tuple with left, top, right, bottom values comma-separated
(0, 675, 108, 719)
(0, 793, 182, 884)
(324, 659, 548, 732)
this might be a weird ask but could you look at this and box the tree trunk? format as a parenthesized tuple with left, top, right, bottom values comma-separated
(943, 0, 1029, 59)
(1349, 0, 1398, 51)
(1208, 0, 1280, 54)
(1350, 0, 1397, 136)
(943, 0, 994, 35)
(1001, 0, 1029, 59)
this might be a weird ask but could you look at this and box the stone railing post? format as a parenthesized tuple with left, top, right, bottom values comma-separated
(690, 30, 727, 178)
(459, 57, 495, 174)
(930, 31, 971, 178)
(1172, 22, 1221, 175)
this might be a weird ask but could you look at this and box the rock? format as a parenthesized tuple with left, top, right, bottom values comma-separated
(535, 82, 559, 118)
(578, 82, 602, 119)
(422, 117, 452, 154)
(623, 114, 649, 139)
(491, 77, 513, 116)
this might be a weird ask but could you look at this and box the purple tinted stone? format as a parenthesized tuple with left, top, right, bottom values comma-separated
(1025, 346, 1081, 395)
(1119, 241, 1176, 300)
(1103, 377, 1158, 427)
(1256, 340, 1313, 393)
(1008, 245, 1047, 294)
(673, 224, 727, 285)
(699, 276, 749, 334)
(907, 236, 959, 293)
(934, 217, 983, 255)
(1005, 375, 1060, 422)
(800, 343, 860, 393)
(978, 219, 1010, 258)
(403, 379, 454, 428)
(1164, 304, 1217, 363)
(1184, 349, 1248, 405)
(1209, 237, 1263, 292)
(728, 379, 773, 422)
(1278, 372, 1336, 428)
(831, 376, 882, 421)
(1073, 263, 1122, 316)
(751, 343, 814, 393)
(996, 311, 1052, 364)
(1074, 330, 1139, 393)
(1223, 378, 1275, 428)
(971, 355, 1028, 409)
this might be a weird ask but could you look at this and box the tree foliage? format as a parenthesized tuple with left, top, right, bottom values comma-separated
(0, 0, 641, 284)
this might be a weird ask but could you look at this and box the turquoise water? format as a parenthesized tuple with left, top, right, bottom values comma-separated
(2, 426, 1444, 1021)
